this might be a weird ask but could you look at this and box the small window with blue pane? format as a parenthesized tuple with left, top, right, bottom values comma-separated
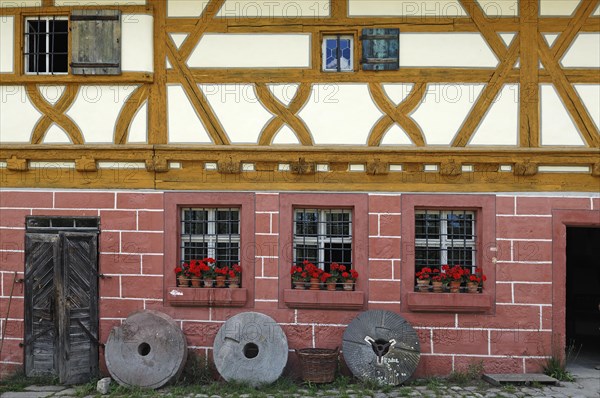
(322, 35, 354, 72)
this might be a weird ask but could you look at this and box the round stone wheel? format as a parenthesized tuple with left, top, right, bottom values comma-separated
(342, 310, 420, 386)
(213, 312, 288, 386)
(105, 310, 187, 389)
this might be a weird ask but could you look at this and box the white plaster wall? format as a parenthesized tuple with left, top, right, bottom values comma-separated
(170, 33, 188, 49)
(168, 0, 209, 17)
(0, 16, 13, 73)
(200, 83, 273, 144)
(349, 0, 466, 16)
(561, 33, 600, 68)
(268, 83, 300, 106)
(539, 0, 580, 16)
(122, 14, 153, 73)
(128, 101, 148, 143)
(411, 83, 485, 145)
(382, 83, 413, 106)
(43, 124, 71, 144)
(167, 84, 212, 143)
(298, 84, 383, 145)
(272, 125, 300, 145)
(469, 84, 518, 146)
(476, 0, 518, 17)
(0, 0, 41, 7)
(400, 34, 498, 68)
(0, 86, 41, 143)
(595, 4, 600, 16)
(574, 84, 600, 131)
(55, 0, 145, 4)
(189, 34, 311, 68)
(65, 85, 138, 143)
(39, 86, 66, 106)
(540, 84, 584, 146)
(381, 125, 413, 145)
(217, 0, 330, 18)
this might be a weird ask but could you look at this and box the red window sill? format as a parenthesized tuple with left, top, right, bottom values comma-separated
(406, 292, 493, 313)
(167, 286, 247, 307)
(283, 289, 365, 310)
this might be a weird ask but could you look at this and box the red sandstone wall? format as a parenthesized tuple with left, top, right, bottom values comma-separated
(1, 190, 598, 378)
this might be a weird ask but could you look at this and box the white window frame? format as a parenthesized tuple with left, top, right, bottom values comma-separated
(415, 210, 476, 271)
(24, 16, 69, 75)
(293, 209, 352, 269)
(322, 35, 354, 72)
(180, 208, 240, 264)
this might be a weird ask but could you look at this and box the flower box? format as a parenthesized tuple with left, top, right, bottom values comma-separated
(406, 291, 492, 313)
(167, 286, 247, 307)
(283, 288, 364, 310)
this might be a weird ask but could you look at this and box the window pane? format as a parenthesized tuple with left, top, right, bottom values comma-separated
(415, 246, 441, 270)
(326, 211, 351, 237)
(216, 242, 239, 267)
(183, 242, 208, 263)
(447, 212, 474, 240)
(339, 38, 352, 71)
(323, 243, 352, 268)
(447, 247, 474, 268)
(325, 38, 338, 70)
(50, 20, 68, 73)
(294, 244, 318, 264)
(415, 212, 440, 239)
(183, 209, 208, 235)
(295, 210, 318, 236)
(216, 210, 239, 234)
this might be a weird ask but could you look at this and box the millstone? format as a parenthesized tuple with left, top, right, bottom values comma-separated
(213, 312, 288, 386)
(105, 310, 187, 389)
(342, 310, 420, 386)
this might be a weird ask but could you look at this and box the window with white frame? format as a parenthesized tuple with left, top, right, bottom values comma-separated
(415, 210, 476, 273)
(293, 209, 352, 272)
(322, 35, 354, 72)
(180, 208, 240, 267)
(24, 16, 69, 74)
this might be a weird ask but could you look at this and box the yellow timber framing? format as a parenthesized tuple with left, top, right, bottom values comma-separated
(0, 0, 598, 192)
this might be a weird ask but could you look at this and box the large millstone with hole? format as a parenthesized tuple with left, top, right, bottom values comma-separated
(342, 310, 420, 386)
(213, 312, 288, 386)
(105, 310, 187, 389)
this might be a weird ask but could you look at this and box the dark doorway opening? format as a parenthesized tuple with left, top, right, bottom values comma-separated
(566, 227, 600, 367)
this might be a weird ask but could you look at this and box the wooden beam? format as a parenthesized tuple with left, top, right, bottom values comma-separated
(148, 0, 167, 145)
(177, 0, 226, 61)
(0, 72, 153, 85)
(114, 85, 150, 144)
(0, 5, 152, 15)
(460, 0, 507, 59)
(331, 0, 348, 20)
(519, 0, 539, 147)
(551, 0, 599, 59)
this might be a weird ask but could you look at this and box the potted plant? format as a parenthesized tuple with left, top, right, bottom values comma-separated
(320, 272, 337, 290)
(291, 264, 309, 289)
(466, 267, 486, 293)
(215, 264, 229, 288)
(431, 268, 443, 292)
(446, 264, 468, 293)
(341, 267, 358, 291)
(303, 260, 323, 290)
(201, 257, 216, 287)
(174, 263, 191, 287)
(188, 259, 203, 287)
(415, 267, 432, 292)
(228, 263, 242, 288)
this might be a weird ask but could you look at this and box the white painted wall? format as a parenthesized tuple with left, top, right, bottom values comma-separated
(272, 125, 300, 145)
(382, 84, 413, 106)
(122, 14, 154, 73)
(400, 33, 498, 68)
(0, 86, 42, 143)
(0, 16, 13, 73)
(476, 0, 518, 17)
(349, 0, 466, 16)
(381, 125, 413, 145)
(43, 124, 72, 144)
(574, 84, 600, 131)
(298, 84, 382, 145)
(128, 101, 148, 143)
(188, 34, 311, 68)
(217, 0, 330, 18)
(561, 33, 600, 68)
(0, 0, 41, 7)
(540, 84, 584, 146)
(267, 84, 300, 106)
(167, 84, 212, 144)
(168, 0, 209, 17)
(65, 85, 138, 143)
(469, 84, 518, 146)
(411, 83, 485, 145)
(539, 0, 580, 16)
(200, 83, 273, 144)
(38, 86, 66, 106)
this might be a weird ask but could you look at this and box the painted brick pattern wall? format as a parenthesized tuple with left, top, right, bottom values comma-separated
(1, 190, 598, 377)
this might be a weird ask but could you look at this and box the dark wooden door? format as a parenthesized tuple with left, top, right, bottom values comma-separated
(25, 231, 99, 384)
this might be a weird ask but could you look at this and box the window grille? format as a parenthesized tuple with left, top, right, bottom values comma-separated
(180, 208, 240, 268)
(415, 210, 476, 273)
(24, 16, 69, 74)
(293, 208, 352, 272)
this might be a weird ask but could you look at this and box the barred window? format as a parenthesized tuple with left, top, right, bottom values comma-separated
(180, 208, 240, 267)
(293, 209, 352, 272)
(415, 210, 476, 273)
(24, 16, 68, 74)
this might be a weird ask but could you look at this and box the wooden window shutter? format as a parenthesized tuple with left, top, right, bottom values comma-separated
(361, 28, 399, 71)
(70, 10, 121, 75)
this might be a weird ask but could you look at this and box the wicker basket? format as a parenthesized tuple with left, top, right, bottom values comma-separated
(296, 347, 339, 383)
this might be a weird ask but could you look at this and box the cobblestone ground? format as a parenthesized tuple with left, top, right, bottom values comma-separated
(0, 381, 597, 398)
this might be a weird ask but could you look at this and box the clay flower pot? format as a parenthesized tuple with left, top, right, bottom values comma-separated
(216, 275, 226, 288)
(417, 279, 430, 292)
(190, 277, 202, 288)
(309, 277, 320, 290)
(432, 280, 443, 293)
(203, 278, 215, 288)
(343, 280, 355, 291)
(293, 280, 306, 290)
(177, 275, 190, 287)
(326, 282, 337, 291)
(228, 277, 240, 288)
(449, 280, 461, 293)
(466, 281, 479, 293)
